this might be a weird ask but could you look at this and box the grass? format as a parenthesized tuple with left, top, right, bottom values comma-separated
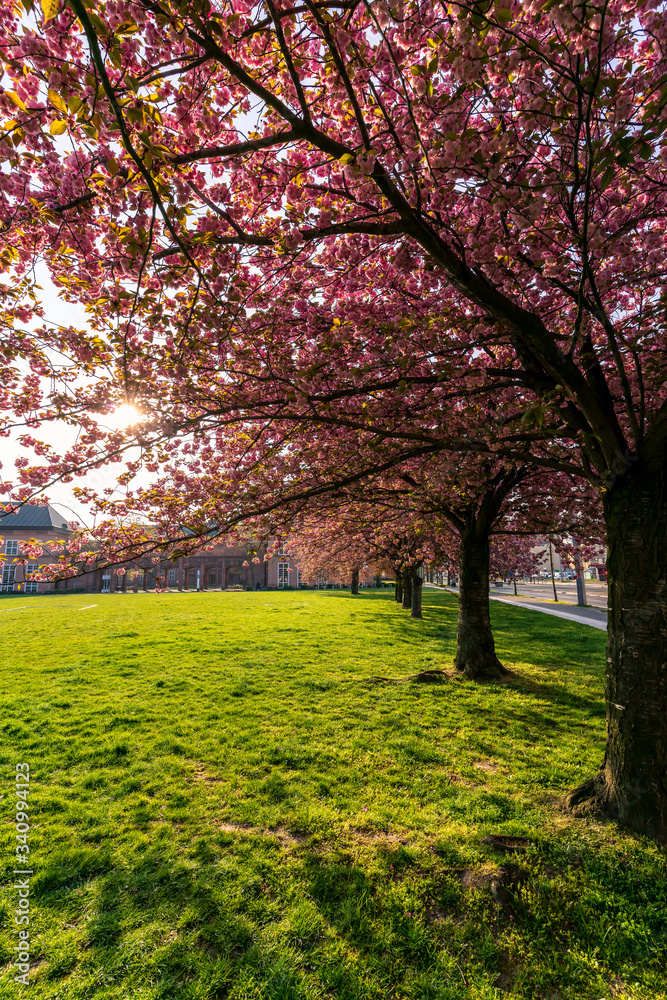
(0, 588, 665, 1000)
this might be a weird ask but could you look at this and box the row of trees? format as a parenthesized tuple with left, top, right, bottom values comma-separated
(1, 0, 666, 835)
(271, 456, 603, 677)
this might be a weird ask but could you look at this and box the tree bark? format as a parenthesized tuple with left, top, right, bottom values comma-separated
(565, 462, 667, 837)
(410, 564, 423, 619)
(402, 569, 412, 610)
(395, 569, 402, 604)
(454, 526, 507, 680)
(549, 538, 558, 601)
(351, 567, 359, 595)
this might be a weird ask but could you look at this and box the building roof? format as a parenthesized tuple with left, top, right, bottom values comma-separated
(0, 503, 71, 533)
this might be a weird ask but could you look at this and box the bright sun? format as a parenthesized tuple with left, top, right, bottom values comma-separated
(103, 404, 143, 430)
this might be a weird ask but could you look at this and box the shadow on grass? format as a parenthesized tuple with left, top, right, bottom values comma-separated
(315, 589, 606, 716)
(63, 831, 666, 1000)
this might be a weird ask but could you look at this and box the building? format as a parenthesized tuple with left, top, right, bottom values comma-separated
(0, 504, 299, 594)
(531, 536, 607, 581)
(0, 503, 72, 593)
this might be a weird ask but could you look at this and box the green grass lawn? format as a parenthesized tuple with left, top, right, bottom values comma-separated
(0, 589, 665, 1000)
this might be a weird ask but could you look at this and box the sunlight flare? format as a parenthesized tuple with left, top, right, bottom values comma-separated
(103, 403, 144, 431)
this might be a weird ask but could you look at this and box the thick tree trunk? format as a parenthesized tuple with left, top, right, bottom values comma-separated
(565, 462, 667, 837)
(351, 567, 359, 595)
(410, 564, 423, 619)
(395, 570, 402, 604)
(454, 527, 507, 680)
(402, 569, 412, 610)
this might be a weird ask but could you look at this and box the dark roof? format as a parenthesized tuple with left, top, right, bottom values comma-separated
(0, 503, 71, 532)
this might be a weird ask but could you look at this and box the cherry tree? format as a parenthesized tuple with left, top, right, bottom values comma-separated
(1, 0, 667, 831)
(262, 446, 599, 672)
(287, 496, 457, 615)
(489, 535, 544, 592)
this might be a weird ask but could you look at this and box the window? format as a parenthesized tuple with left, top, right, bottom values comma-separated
(5, 540, 18, 556)
(168, 569, 176, 584)
(101, 573, 111, 593)
(1, 564, 16, 592)
(25, 563, 38, 594)
(278, 562, 290, 588)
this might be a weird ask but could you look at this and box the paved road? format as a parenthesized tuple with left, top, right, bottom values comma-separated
(489, 579, 608, 610)
(428, 584, 608, 631)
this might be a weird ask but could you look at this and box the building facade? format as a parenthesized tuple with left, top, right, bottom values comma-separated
(0, 504, 72, 594)
(0, 505, 299, 594)
(531, 536, 608, 581)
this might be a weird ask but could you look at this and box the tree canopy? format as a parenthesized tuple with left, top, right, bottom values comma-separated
(1, 0, 667, 835)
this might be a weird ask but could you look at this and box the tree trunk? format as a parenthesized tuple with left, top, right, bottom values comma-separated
(351, 567, 359, 595)
(402, 569, 412, 610)
(410, 564, 423, 619)
(549, 538, 558, 601)
(454, 526, 507, 680)
(395, 570, 402, 604)
(565, 462, 667, 838)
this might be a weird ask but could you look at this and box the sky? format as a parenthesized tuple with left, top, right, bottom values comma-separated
(5, 264, 144, 527)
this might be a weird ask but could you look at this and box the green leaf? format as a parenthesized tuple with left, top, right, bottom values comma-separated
(108, 39, 123, 68)
(86, 10, 108, 35)
(600, 164, 615, 190)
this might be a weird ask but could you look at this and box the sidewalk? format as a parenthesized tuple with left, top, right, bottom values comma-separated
(426, 584, 607, 631)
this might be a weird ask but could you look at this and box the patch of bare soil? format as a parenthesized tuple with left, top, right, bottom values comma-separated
(446, 772, 476, 787)
(193, 763, 223, 783)
(344, 827, 411, 848)
(215, 821, 307, 845)
(196, 936, 219, 959)
(442, 863, 528, 913)
(474, 760, 500, 773)
(493, 950, 517, 993)
(269, 826, 308, 845)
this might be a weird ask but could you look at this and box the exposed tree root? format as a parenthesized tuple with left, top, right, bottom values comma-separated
(454, 654, 509, 681)
(564, 770, 610, 818)
(367, 668, 450, 684)
(481, 834, 532, 854)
